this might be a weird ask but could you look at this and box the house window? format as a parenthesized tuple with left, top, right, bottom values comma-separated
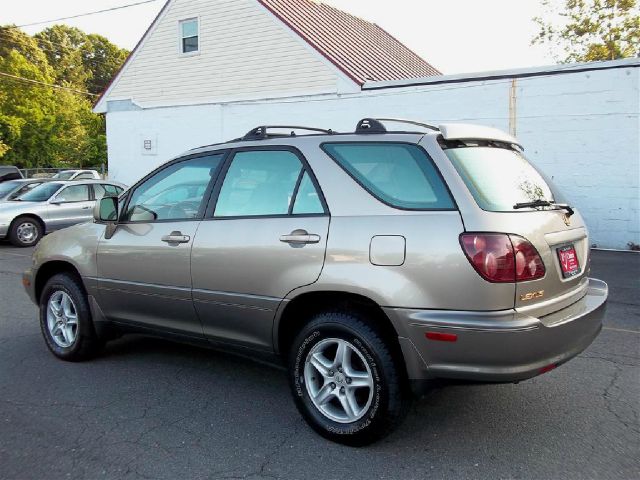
(180, 18, 199, 53)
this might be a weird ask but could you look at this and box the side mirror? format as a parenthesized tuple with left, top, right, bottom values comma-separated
(94, 196, 118, 222)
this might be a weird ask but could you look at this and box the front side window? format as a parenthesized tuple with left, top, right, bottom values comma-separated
(444, 146, 557, 212)
(322, 143, 455, 210)
(55, 185, 90, 203)
(214, 150, 307, 217)
(124, 154, 223, 222)
(180, 18, 199, 53)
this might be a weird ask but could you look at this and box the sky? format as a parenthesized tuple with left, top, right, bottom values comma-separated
(2, 0, 556, 75)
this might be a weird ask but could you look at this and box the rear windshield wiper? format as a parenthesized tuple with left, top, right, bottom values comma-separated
(513, 199, 574, 217)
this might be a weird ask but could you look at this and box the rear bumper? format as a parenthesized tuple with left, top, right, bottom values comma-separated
(385, 278, 607, 383)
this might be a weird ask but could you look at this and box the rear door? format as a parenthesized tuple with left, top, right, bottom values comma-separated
(191, 147, 329, 350)
(442, 143, 590, 316)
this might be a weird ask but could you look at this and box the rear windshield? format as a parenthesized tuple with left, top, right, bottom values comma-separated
(16, 182, 63, 202)
(444, 146, 555, 212)
(322, 142, 454, 210)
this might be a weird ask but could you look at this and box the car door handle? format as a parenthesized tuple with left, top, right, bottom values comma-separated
(161, 231, 191, 244)
(81, 206, 91, 210)
(279, 230, 321, 244)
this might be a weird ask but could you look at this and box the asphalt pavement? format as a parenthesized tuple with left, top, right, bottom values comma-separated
(0, 244, 638, 480)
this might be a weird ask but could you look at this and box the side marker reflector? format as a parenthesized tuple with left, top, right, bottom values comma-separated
(425, 332, 458, 342)
(539, 364, 557, 374)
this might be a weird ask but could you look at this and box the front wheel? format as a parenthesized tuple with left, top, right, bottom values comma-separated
(39, 273, 103, 361)
(288, 311, 410, 446)
(9, 216, 43, 247)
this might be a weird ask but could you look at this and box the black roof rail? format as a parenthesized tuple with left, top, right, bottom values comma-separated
(355, 117, 440, 134)
(242, 125, 336, 140)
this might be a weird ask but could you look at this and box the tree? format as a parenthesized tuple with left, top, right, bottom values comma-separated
(533, 0, 640, 63)
(0, 24, 128, 168)
(35, 25, 128, 95)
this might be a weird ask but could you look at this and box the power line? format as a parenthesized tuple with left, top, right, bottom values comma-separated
(0, 71, 98, 96)
(0, 31, 125, 70)
(12, 0, 162, 28)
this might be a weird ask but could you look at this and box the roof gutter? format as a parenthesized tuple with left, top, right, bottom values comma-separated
(363, 58, 640, 91)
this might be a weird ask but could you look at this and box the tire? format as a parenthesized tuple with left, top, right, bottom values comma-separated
(9, 216, 43, 247)
(288, 311, 410, 446)
(39, 273, 103, 361)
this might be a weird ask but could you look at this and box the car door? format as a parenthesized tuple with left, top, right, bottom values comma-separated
(46, 183, 94, 231)
(191, 147, 330, 350)
(96, 152, 226, 336)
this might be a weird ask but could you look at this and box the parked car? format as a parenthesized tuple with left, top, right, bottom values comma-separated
(0, 179, 52, 202)
(0, 180, 125, 247)
(23, 119, 607, 445)
(0, 165, 24, 182)
(51, 169, 101, 181)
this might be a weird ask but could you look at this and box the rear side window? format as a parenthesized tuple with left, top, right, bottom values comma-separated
(322, 143, 454, 210)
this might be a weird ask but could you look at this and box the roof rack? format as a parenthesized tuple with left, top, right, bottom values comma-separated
(355, 117, 440, 134)
(241, 125, 336, 141)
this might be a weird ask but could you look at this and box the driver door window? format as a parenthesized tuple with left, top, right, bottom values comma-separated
(124, 154, 224, 222)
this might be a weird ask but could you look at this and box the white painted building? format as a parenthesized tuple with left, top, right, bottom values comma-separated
(95, 0, 640, 250)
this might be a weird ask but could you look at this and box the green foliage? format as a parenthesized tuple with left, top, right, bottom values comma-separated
(533, 0, 640, 62)
(0, 24, 129, 168)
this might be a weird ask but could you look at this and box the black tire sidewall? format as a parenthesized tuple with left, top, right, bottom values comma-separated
(289, 315, 399, 444)
(10, 217, 42, 247)
(39, 274, 95, 361)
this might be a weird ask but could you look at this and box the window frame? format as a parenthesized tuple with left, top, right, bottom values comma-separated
(320, 141, 458, 212)
(179, 17, 200, 55)
(204, 145, 330, 220)
(51, 183, 92, 204)
(118, 151, 230, 224)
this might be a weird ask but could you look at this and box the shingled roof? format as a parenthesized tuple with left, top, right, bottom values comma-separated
(258, 0, 441, 84)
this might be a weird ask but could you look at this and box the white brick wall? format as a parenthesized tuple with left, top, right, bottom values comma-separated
(105, 61, 640, 249)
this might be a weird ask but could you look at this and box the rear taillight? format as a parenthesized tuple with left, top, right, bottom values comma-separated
(460, 233, 545, 283)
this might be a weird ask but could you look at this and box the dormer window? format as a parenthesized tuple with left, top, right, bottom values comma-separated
(180, 18, 199, 54)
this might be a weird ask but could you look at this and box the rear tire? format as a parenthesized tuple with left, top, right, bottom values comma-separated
(9, 216, 43, 247)
(288, 310, 410, 446)
(39, 273, 103, 361)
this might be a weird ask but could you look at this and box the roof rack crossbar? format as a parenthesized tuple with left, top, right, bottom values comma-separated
(242, 125, 335, 140)
(373, 118, 440, 131)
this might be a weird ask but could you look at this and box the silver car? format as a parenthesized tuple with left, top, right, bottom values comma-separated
(0, 180, 125, 247)
(23, 119, 607, 445)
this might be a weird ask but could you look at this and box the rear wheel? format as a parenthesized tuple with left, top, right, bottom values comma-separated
(288, 311, 410, 446)
(9, 216, 43, 247)
(39, 273, 103, 361)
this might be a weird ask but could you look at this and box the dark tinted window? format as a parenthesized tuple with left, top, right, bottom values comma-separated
(322, 143, 454, 210)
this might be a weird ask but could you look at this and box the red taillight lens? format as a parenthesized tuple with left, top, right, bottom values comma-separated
(460, 233, 545, 283)
(511, 235, 545, 281)
(460, 233, 515, 282)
